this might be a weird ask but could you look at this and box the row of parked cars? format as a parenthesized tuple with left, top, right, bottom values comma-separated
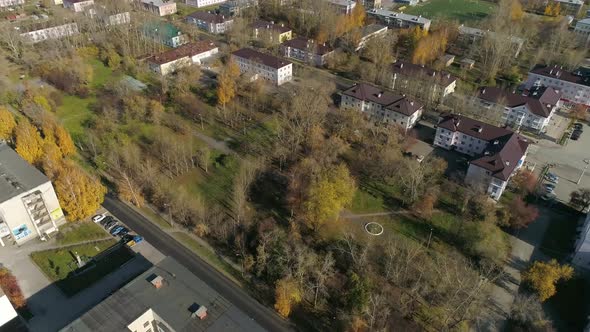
(541, 172, 559, 201)
(92, 214, 143, 246)
(570, 123, 584, 141)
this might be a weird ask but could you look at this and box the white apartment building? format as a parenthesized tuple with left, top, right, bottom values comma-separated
(0, 144, 65, 246)
(328, 0, 356, 15)
(186, 11, 233, 34)
(140, 0, 177, 16)
(525, 64, 590, 106)
(101, 11, 131, 26)
(476, 86, 561, 132)
(231, 48, 293, 86)
(19, 22, 79, 44)
(574, 18, 590, 45)
(458, 25, 525, 58)
(340, 82, 423, 130)
(366, 9, 431, 32)
(0, 0, 24, 9)
(63, 0, 94, 12)
(355, 24, 388, 51)
(390, 60, 456, 99)
(434, 115, 529, 200)
(185, 0, 226, 7)
(147, 41, 219, 75)
(280, 37, 334, 66)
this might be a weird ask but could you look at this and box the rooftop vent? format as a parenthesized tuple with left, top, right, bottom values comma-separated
(476, 127, 483, 133)
(484, 151, 491, 155)
(493, 140, 499, 145)
(147, 274, 164, 289)
(505, 161, 510, 166)
(188, 303, 208, 320)
(377, 92, 383, 98)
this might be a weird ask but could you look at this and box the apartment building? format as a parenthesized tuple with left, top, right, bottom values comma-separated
(551, 0, 583, 16)
(186, 11, 233, 34)
(100, 11, 131, 26)
(476, 86, 561, 132)
(63, 0, 94, 12)
(143, 22, 188, 48)
(0, 0, 24, 9)
(524, 64, 590, 106)
(147, 40, 218, 75)
(0, 144, 65, 246)
(434, 115, 529, 200)
(394, 0, 418, 6)
(458, 25, 525, 58)
(231, 48, 293, 85)
(185, 0, 226, 7)
(19, 22, 79, 43)
(390, 60, 456, 99)
(251, 20, 292, 43)
(219, 0, 257, 16)
(574, 18, 590, 45)
(362, 0, 381, 9)
(140, 0, 177, 16)
(280, 37, 334, 66)
(0, 289, 24, 331)
(341, 83, 423, 130)
(328, 0, 356, 15)
(366, 9, 431, 32)
(354, 24, 388, 51)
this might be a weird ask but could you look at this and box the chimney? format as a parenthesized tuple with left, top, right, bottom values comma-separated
(482, 88, 486, 94)
(400, 63, 404, 69)
(149, 275, 164, 289)
(505, 161, 510, 166)
(493, 140, 499, 145)
(550, 69, 554, 75)
(377, 92, 383, 98)
(477, 127, 483, 133)
(189, 303, 208, 320)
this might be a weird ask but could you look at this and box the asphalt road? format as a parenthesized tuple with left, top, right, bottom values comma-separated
(103, 195, 293, 332)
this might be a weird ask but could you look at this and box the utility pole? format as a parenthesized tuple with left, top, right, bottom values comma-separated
(577, 159, 590, 185)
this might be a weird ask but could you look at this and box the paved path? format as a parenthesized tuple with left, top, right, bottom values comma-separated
(192, 130, 232, 154)
(340, 211, 403, 219)
(103, 195, 293, 332)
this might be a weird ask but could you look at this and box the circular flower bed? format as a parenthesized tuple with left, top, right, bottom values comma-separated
(364, 222, 384, 236)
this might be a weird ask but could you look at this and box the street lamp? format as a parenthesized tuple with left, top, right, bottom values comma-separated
(577, 159, 590, 185)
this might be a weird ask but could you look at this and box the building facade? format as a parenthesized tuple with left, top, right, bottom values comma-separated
(366, 9, 431, 31)
(0, 144, 65, 246)
(328, 0, 356, 14)
(147, 41, 218, 75)
(19, 22, 79, 43)
(355, 24, 387, 50)
(280, 37, 334, 66)
(219, 0, 257, 16)
(101, 11, 131, 26)
(143, 22, 188, 48)
(186, 11, 233, 34)
(573, 213, 590, 269)
(458, 25, 525, 58)
(574, 18, 590, 45)
(140, 0, 177, 16)
(251, 20, 292, 43)
(524, 64, 590, 106)
(552, 0, 583, 16)
(390, 60, 456, 99)
(185, 0, 226, 7)
(340, 83, 423, 130)
(434, 115, 529, 200)
(63, 0, 94, 12)
(231, 48, 293, 85)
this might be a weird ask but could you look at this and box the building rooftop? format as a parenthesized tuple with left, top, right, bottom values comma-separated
(59, 257, 266, 332)
(0, 143, 50, 204)
(342, 82, 423, 116)
(530, 64, 590, 87)
(143, 21, 181, 40)
(437, 114, 529, 181)
(232, 48, 291, 69)
(458, 25, 525, 45)
(577, 18, 590, 25)
(186, 11, 232, 24)
(477, 86, 561, 118)
(367, 9, 432, 25)
(554, 0, 583, 4)
(251, 20, 291, 34)
(392, 60, 456, 87)
(147, 40, 217, 65)
(18, 21, 77, 33)
(281, 37, 333, 55)
(141, 0, 175, 7)
(328, 0, 356, 6)
(360, 24, 387, 38)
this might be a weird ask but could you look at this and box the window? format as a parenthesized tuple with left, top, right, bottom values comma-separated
(144, 322, 150, 328)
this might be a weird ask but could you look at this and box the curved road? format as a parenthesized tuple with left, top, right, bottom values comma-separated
(103, 195, 292, 332)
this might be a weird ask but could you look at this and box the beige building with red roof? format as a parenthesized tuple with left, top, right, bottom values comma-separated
(390, 60, 457, 100)
(434, 114, 529, 200)
(251, 20, 292, 44)
(185, 11, 233, 34)
(231, 48, 293, 85)
(340, 82, 423, 130)
(147, 40, 218, 75)
(476, 86, 561, 132)
(280, 37, 334, 66)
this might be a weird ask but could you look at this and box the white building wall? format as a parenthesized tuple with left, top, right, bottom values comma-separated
(525, 73, 590, 106)
(20, 23, 79, 43)
(465, 164, 507, 200)
(0, 295, 17, 327)
(190, 47, 218, 64)
(340, 94, 420, 129)
(232, 55, 292, 85)
(0, 0, 24, 8)
(186, 0, 226, 7)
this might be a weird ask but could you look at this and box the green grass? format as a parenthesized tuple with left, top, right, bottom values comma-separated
(349, 189, 386, 214)
(139, 207, 172, 230)
(55, 95, 95, 140)
(30, 240, 134, 296)
(88, 58, 118, 89)
(404, 0, 496, 23)
(171, 232, 242, 285)
(55, 222, 109, 246)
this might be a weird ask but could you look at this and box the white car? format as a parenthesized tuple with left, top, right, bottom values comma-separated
(92, 214, 106, 223)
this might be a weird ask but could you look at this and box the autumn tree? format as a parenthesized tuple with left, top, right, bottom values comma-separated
(0, 106, 16, 140)
(511, 169, 537, 195)
(523, 259, 573, 301)
(544, 2, 560, 16)
(274, 277, 302, 317)
(196, 146, 211, 173)
(54, 125, 76, 157)
(510, 0, 524, 21)
(570, 188, 590, 211)
(0, 268, 26, 309)
(53, 161, 107, 221)
(350, 1, 366, 28)
(15, 121, 44, 165)
(507, 196, 539, 229)
(303, 163, 356, 230)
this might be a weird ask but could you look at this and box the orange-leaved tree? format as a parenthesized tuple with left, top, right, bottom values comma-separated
(523, 259, 573, 301)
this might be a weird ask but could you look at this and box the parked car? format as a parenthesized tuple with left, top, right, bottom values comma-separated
(541, 192, 556, 201)
(571, 131, 581, 140)
(545, 173, 559, 183)
(92, 214, 106, 223)
(110, 226, 125, 236)
(99, 216, 114, 226)
(544, 183, 556, 193)
(574, 123, 584, 130)
(117, 228, 130, 237)
(121, 234, 143, 246)
(105, 221, 119, 231)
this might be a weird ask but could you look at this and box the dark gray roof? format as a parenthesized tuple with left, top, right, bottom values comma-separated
(0, 143, 50, 204)
(342, 83, 423, 116)
(477, 86, 561, 118)
(60, 257, 266, 332)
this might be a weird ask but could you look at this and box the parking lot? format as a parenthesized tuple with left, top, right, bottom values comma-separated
(528, 122, 590, 203)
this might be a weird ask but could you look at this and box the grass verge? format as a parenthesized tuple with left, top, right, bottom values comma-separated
(56, 222, 109, 246)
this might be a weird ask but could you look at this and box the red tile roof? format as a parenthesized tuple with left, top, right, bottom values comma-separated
(392, 60, 456, 87)
(251, 20, 291, 34)
(477, 86, 560, 118)
(342, 83, 423, 116)
(281, 37, 333, 56)
(530, 64, 590, 87)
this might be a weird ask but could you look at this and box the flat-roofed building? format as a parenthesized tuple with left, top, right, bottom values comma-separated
(139, 0, 177, 16)
(354, 23, 387, 50)
(231, 48, 293, 85)
(185, 0, 226, 7)
(147, 40, 218, 75)
(185, 11, 233, 34)
(251, 20, 292, 43)
(367, 8, 431, 31)
(458, 25, 525, 58)
(0, 143, 65, 246)
(19, 22, 79, 44)
(0, 0, 24, 9)
(63, 0, 94, 12)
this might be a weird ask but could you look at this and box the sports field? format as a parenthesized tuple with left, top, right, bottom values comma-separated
(404, 0, 497, 23)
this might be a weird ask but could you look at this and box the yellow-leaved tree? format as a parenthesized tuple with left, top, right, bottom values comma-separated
(15, 121, 44, 165)
(303, 164, 356, 229)
(274, 277, 302, 318)
(54, 125, 76, 157)
(522, 259, 573, 301)
(510, 0, 524, 21)
(217, 73, 236, 111)
(53, 161, 106, 221)
(0, 106, 16, 140)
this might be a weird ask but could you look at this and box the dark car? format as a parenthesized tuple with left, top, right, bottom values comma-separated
(574, 123, 584, 130)
(117, 228, 130, 237)
(104, 220, 117, 230)
(99, 216, 114, 226)
(571, 132, 581, 140)
(110, 226, 125, 236)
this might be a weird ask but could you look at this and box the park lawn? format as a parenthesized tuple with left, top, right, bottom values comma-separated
(56, 95, 96, 140)
(56, 222, 109, 246)
(404, 0, 496, 23)
(88, 58, 120, 89)
(31, 240, 134, 296)
(349, 189, 386, 214)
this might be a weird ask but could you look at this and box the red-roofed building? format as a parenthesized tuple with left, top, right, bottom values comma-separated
(476, 86, 562, 132)
(280, 37, 334, 66)
(147, 40, 218, 75)
(525, 64, 590, 106)
(185, 11, 233, 34)
(340, 82, 423, 130)
(231, 48, 293, 85)
(434, 114, 529, 200)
